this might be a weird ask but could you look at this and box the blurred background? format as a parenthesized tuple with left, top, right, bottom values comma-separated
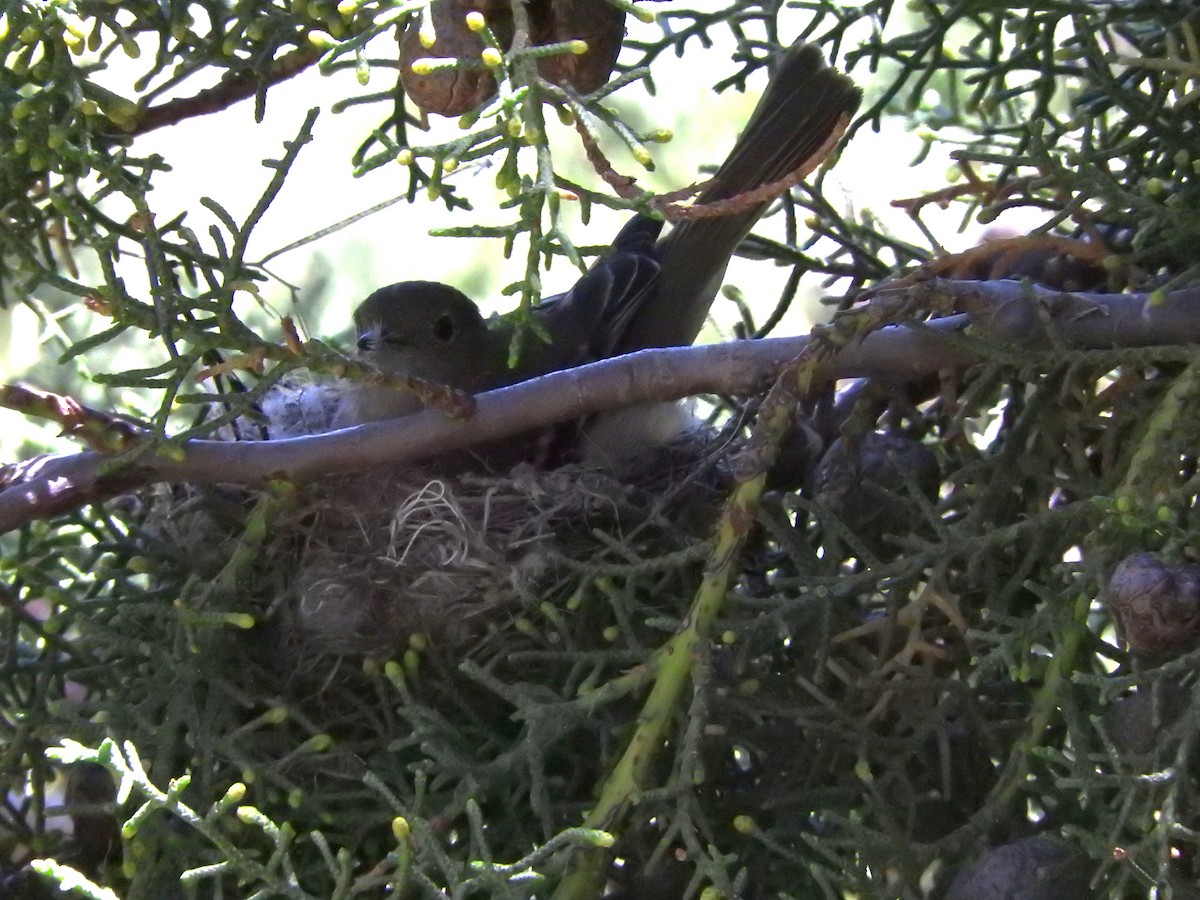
(0, 2, 990, 455)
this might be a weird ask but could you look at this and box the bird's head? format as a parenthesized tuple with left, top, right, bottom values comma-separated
(352, 281, 496, 389)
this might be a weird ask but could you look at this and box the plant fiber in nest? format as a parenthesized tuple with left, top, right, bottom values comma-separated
(155, 441, 723, 667)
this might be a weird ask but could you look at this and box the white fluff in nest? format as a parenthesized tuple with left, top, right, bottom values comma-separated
(242, 374, 726, 664)
(260, 368, 701, 466)
(260, 380, 344, 437)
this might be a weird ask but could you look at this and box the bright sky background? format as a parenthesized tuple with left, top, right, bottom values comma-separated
(2, 3, 1034, 449)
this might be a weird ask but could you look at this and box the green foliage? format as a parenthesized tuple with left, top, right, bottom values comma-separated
(5, 1, 1200, 899)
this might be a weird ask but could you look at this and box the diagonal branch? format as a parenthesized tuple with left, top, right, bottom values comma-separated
(3, 278, 1200, 534)
(130, 46, 322, 136)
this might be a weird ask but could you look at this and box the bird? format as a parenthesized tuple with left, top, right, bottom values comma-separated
(334, 41, 863, 458)
(333, 214, 663, 427)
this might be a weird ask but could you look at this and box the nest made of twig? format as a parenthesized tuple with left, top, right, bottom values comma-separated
(279, 461, 705, 657)
(147, 430, 726, 671)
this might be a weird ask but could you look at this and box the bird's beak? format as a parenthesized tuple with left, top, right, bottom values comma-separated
(355, 323, 381, 354)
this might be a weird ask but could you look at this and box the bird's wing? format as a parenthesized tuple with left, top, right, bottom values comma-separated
(617, 42, 863, 353)
(520, 214, 664, 376)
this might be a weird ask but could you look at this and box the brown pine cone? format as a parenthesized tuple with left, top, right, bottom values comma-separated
(399, 1, 626, 117)
(399, 1, 509, 117)
(1105, 552, 1200, 657)
(532, 0, 625, 94)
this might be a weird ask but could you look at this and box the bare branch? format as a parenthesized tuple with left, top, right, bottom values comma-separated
(3, 278, 1200, 534)
(0, 385, 145, 452)
(130, 46, 321, 136)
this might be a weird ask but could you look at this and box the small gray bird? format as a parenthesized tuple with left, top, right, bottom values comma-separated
(337, 41, 863, 454)
(335, 215, 663, 427)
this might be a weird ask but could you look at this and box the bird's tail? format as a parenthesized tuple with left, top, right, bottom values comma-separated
(618, 42, 862, 352)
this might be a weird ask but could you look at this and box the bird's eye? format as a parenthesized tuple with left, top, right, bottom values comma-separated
(432, 312, 456, 343)
(356, 335, 375, 352)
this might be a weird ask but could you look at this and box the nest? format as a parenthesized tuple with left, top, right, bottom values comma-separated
(149, 433, 725, 669)
(280, 462, 704, 657)
(131, 375, 739, 683)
